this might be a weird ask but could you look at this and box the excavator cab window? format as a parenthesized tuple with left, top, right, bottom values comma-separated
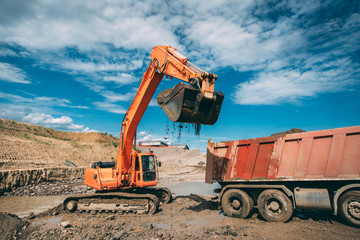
(135, 156, 140, 171)
(141, 155, 156, 182)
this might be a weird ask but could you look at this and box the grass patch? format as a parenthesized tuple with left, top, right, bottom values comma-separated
(65, 160, 77, 167)
(23, 133, 30, 139)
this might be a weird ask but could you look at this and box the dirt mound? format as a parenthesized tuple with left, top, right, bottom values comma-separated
(271, 128, 306, 137)
(0, 118, 118, 169)
(0, 212, 28, 240)
(137, 146, 206, 184)
(137, 146, 205, 170)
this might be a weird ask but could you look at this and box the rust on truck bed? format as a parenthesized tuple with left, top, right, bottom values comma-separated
(206, 126, 360, 183)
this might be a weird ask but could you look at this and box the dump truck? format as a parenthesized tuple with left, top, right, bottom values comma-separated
(206, 126, 360, 227)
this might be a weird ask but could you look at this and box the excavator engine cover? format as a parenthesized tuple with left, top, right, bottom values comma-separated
(156, 83, 224, 125)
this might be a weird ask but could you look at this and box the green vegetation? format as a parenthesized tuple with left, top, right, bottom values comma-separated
(23, 133, 30, 139)
(33, 138, 50, 145)
(25, 125, 30, 130)
(112, 141, 119, 147)
(65, 160, 77, 167)
(34, 132, 50, 138)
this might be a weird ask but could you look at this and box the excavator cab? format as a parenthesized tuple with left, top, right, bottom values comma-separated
(156, 82, 224, 125)
(134, 152, 158, 188)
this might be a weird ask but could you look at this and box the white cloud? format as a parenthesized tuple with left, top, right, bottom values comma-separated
(58, 59, 143, 73)
(0, 48, 18, 57)
(0, 91, 89, 109)
(103, 73, 138, 85)
(136, 132, 172, 145)
(0, 111, 95, 132)
(0, 62, 30, 84)
(93, 102, 126, 114)
(0, 0, 179, 51)
(82, 127, 98, 133)
(100, 90, 135, 103)
(148, 99, 159, 107)
(234, 65, 356, 105)
(23, 113, 97, 131)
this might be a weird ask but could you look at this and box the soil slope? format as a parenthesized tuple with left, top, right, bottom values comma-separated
(0, 119, 206, 177)
(0, 118, 119, 170)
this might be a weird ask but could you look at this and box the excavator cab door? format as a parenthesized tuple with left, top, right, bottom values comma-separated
(157, 83, 224, 125)
(135, 153, 157, 188)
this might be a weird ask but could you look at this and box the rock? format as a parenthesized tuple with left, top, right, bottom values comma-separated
(106, 215, 116, 221)
(28, 212, 36, 219)
(113, 229, 128, 239)
(60, 221, 71, 228)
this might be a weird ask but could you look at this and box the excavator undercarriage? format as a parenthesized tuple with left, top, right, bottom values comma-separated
(64, 192, 159, 215)
(63, 187, 173, 215)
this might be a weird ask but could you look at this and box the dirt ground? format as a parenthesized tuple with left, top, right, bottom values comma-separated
(1, 193, 360, 240)
(1, 175, 360, 240)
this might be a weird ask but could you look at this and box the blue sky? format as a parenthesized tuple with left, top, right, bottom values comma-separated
(0, 0, 359, 152)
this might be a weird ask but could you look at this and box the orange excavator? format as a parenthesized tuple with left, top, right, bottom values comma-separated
(63, 46, 224, 214)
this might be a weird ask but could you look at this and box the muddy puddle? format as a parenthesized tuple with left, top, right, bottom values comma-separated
(0, 195, 67, 218)
(0, 182, 220, 217)
(166, 182, 220, 196)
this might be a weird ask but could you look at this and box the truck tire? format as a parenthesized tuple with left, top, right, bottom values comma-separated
(257, 189, 293, 222)
(338, 190, 360, 227)
(221, 189, 254, 218)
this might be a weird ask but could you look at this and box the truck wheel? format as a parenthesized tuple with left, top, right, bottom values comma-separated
(257, 189, 293, 222)
(338, 190, 360, 227)
(221, 189, 254, 218)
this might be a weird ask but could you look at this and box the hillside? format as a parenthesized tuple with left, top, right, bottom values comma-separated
(0, 118, 206, 177)
(0, 118, 119, 170)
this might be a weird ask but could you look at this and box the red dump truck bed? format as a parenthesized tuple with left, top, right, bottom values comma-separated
(206, 126, 360, 183)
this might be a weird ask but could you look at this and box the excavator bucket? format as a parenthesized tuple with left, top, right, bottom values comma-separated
(156, 83, 224, 125)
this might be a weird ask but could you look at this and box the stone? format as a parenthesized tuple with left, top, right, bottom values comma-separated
(60, 221, 71, 228)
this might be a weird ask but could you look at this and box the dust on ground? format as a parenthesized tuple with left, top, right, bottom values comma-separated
(1, 194, 360, 240)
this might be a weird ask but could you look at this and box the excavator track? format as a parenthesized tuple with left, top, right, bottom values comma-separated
(122, 187, 175, 204)
(63, 192, 159, 215)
